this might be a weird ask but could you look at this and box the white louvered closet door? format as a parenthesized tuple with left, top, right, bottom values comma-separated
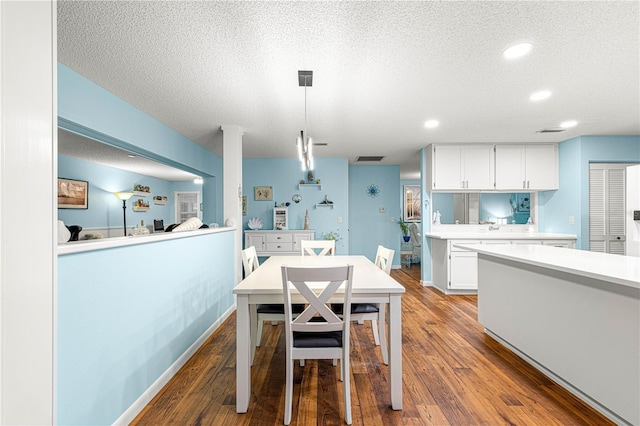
(589, 164, 627, 255)
(175, 191, 200, 223)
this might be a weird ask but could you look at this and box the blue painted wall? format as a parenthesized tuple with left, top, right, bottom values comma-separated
(539, 135, 640, 249)
(57, 64, 234, 424)
(242, 158, 349, 253)
(58, 63, 223, 224)
(58, 155, 202, 230)
(57, 231, 235, 425)
(350, 165, 401, 265)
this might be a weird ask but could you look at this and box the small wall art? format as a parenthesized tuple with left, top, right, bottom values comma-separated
(58, 178, 88, 209)
(254, 186, 273, 201)
(242, 195, 247, 215)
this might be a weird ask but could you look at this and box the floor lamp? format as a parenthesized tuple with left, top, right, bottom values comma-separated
(114, 192, 134, 237)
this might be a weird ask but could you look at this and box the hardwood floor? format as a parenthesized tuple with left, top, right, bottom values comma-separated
(132, 267, 612, 425)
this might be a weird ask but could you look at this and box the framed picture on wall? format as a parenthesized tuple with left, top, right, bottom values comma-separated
(254, 186, 273, 201)
(242, 195, 247, 215)
(403, 184, 421, 222)
(58, 178, 88, 209)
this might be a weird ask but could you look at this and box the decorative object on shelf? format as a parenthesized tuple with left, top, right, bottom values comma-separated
(153, 195, 167, 205)
(292, 194, 302, 203)
(316, 179, 321, 184)
(133, 184, 150, 193)
(113, 192, 134, 236)
(225, 218, 236, 227)
(274, 207, 288, 230)
(248, 217, 263, 230)
(132, 198, 150, 211)
(366, 184, 380, 198)
(307, 170, 314, 183)
(299, 179, 305, 184)
(58, 178, 88, 209)
(296, 70, 314, 172)
(132, 220, 150, 236)
(254, 186, 273, 201)
(403, 184, 421, 222)
(319, 194, 333, 205)
(304, 209, 310, 230)
(398, 218, 410, 242)
(432, 210, 441, 225)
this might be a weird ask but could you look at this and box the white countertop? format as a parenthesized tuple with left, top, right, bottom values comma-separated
(455, 243, 640, 289)
(58, 227, 234, 255)
(425, 231, 577, 240)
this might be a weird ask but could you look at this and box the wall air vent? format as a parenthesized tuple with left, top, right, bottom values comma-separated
(356, 156, 385, 162)
(536, 128, 566, 133)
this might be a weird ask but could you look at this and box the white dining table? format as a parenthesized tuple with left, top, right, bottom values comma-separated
(233, 255, 405, 413)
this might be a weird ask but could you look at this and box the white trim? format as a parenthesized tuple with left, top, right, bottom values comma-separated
(421, 280, 432, 287)
(112, 304, 236, 426)
(59, 226, 235, 255)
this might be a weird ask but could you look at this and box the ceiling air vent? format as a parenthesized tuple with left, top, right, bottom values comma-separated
(536, 128, 566, 133)
(356, 156, 385, 162)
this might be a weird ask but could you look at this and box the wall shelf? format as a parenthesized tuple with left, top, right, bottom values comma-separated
(298, 184, 322, 190)
(132, 206, 150, 212)
(133, 191, 150, 197)
(315, 203, 334, 209)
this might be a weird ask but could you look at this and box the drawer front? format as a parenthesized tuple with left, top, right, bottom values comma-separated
(266, 233, 293, 243)
(266, 242, 294, 252)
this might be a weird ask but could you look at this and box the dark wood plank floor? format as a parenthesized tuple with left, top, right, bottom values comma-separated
(132, 264, 612, 425)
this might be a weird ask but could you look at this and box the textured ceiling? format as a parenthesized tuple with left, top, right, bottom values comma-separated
(58, 129, 200, 181)
(57, 1, 640, 179)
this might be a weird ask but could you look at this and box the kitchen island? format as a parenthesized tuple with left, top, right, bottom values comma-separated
(457, 243, 639, 426)
(425, 231, 577, 293)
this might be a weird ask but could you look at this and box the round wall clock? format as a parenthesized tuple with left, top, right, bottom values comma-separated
(292, 194, 302, 203)
(366, 184, 380, 198)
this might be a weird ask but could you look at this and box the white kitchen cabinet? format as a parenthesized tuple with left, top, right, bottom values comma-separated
(449, 249, 478, 290)
(495, 144, 558, 190)
(244, 230, 314, 256)
(427, 145, 495, 191)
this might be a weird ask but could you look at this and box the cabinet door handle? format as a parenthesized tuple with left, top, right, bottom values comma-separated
(461, 181, 465, 188)
(523, 180, 526, 189)
(527, 180, 530, 189)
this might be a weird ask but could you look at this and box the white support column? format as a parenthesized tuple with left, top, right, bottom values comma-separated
(1, 1, 56, 423)
(221, 124, 244, 284)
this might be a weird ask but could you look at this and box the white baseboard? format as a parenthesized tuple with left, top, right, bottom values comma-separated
(421, 280, 432, 287)
(112, 303, 236, 425)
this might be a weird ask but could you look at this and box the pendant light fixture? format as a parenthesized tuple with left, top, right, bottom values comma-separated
(296, 70, 314, 171)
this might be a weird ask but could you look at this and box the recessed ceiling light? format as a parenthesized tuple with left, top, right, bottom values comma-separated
(503, 42, 533, 59)
(424, 120, 439, 129)
(530, 90, 551, 101)
(560, 120, 577, 128)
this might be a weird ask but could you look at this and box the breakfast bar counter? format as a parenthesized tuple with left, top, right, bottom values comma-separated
(456, 243, 639, 426)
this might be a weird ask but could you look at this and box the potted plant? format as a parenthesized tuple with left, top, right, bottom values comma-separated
(398, 218, 410, 242)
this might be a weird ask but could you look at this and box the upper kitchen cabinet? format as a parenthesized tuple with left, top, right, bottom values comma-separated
(494, 144, 558, 191)
(426, 145, 495, 191)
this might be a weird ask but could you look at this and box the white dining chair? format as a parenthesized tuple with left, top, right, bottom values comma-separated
(281, 264, 354, 425)
(300, 239, 335, 256)
(241, 246, 304, 356)
(332, 245, 393, 365)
